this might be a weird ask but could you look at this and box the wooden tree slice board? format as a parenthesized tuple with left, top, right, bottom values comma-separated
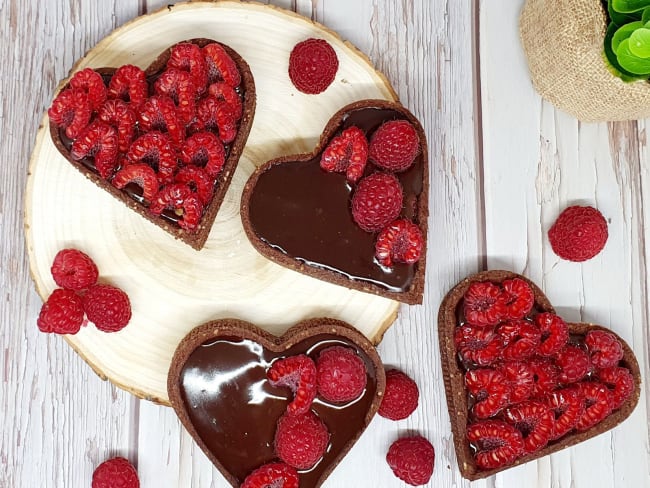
(25, 0, 401, 405)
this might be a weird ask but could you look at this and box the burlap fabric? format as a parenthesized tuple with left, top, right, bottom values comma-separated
(520, 0, 650, 122)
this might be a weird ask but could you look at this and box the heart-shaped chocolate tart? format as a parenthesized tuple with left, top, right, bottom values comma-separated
(240, 99, 428, 304)
(48, 38, 255, 250)
(438, 270, 641, 480)
(167, 318, 385, 488)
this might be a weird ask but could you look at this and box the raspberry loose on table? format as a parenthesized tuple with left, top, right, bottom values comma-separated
(386, 436, 435, 486)
(548, 205, 608, 262)
(51, 248, 99, 291)
(92, 457, 139, 488)
(378, 369, 419, 420)
(288, 38, 339, 94)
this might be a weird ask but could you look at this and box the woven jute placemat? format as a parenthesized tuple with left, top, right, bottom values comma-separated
(520, 0, 650, 122)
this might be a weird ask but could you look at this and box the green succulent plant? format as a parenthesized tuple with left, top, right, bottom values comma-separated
(605, 0, 650, 81)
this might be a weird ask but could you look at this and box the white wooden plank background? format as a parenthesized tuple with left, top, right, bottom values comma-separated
(0, 0, 647, 487)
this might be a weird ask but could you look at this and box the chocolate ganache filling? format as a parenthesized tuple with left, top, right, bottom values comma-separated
(247, 107, 424, 293)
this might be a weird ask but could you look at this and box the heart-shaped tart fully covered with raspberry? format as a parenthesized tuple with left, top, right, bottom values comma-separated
(48, 38, 255, 250)
(167, 318, 385, 488)
(240, 99, 428, 304)
(438, 270, 641, 480)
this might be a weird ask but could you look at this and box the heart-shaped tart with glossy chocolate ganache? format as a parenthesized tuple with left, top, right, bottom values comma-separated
(48, 38, 255, 250)
(438, 270, 641, 480)
(240, 99, 428, 304)
(167, 318, 385, 488)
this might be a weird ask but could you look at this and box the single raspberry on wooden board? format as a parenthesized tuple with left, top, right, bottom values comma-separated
(241, 462, 299, 488)
(386, 436, 435, 486)
(548, 205, 608, 262)
(351, 172, 403, 233)
(92, 457, 139, 488)
(378, 369, 419, 420)
(267, 354, 318, 415)
(50, 248, 99, 291)
(288, 38, 339, 94)
(369, 120, 420, 172)
(83, 284, 132, 333)
(274, 411, 329, 470)
(37, 289, 85, 335)
(316, 346, 367, 403)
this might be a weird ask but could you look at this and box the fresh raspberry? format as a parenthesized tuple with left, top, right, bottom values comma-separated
(320, 126, 368, 183)
(107, 65, 148, 110)
(315, 346, 367, 403)
(69, 68, 107, 111)
(548, 205, 608, 262)
(554, 344, 592, 383)
(375, 219, 423, 267)
(71, 121, 119, 179)
(154, 68, 197, 125)
(529, 358, 560, 398)
(98, 99, 137, 153)
(180, 131, 226, 178)
(454, 324, 504, 367)
(50, 248, 99, 291)
(544, 386, 585, 439)
(504, 401, 554, 453)
(203, 42, 241, 87)
(127, 131, 177, 185)
(385, 436, 435, 486)
(92, 457, 139, 488)
(535, 312, 569, 357)
(168, 42, 208, 94)
(112, 163, 160, 203)
(196, 96, 238, 144)
(498, 361, 534, 404)
(576, 381, 613, 431)
(267, 354, 317, 415)
(174, 166, 213, 205)
(501, 278, 534, 320)
(378, 369, 419, 420)
(466, 420, 524, 470)
(83, 284, 132, 333)
(462, 281, 507, 327)
(48, 88, 92, 139)
(351, 173, 403, 232)
(585, 330, 624, 369)
(37, 289, 85, 335)
(288, 38, 338, 94)
(138, 95, 185, 147)
(597, 366, 635, 410)
(274, 411, 329, 470)
(149, 183, 204, 232)
(208, 82, 243, 120)
(241, 462, 299, 488)
(497, 319, 541, 361)
(465, 368, 511, 419)
(368, 120, 420, 172)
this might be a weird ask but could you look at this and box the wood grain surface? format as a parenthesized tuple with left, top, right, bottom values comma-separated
(2, 1, 648, 487)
